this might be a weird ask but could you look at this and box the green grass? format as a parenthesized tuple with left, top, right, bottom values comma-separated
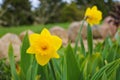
(0, 22, 70, 37)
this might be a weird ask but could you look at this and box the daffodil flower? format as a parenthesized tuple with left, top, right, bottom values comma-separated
(85, 6, 102, 26)
(27, 28, 62, 66)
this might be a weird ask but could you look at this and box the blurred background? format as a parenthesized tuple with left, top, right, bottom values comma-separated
(0, 0, 119, 27)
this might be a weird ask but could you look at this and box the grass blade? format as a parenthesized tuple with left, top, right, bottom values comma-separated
(102, 72, 107, 80)
(8, 44, 19, 80)
(74, 20, 85, 54)
(91, 58, 120, 80)
(79, 35, 86, 56)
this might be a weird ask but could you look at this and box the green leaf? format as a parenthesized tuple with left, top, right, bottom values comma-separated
(49, 60, 58, 80)
(74, 20, 85, 54)
(51, 59, 61, 80)
(44, 65, 49, 80)
(26, 57, 38, 80)
(53, 48, 66, 80)
(87, 24, 93, 55)
(8, 44, 19, 80)
(116, 66, 120, 80)
(61, 49, 67, 80)
(115, 29, 120, 45)
(20, 33, 33, 79)
(65, 44, 82, 80)
(37, 65, 46, 80)
(81, 53, 103, 79)
(31, 59, 38, 80)
(79, 35, 86, 56)
(102, 38, 110, 60)
(106, 44, 118, 62)
(102, 72, 107, 80)
(91, 58, 120, 80)
(26, 65, 32, 80)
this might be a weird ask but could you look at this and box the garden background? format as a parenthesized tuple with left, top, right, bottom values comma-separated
(0, 0, 120, 80)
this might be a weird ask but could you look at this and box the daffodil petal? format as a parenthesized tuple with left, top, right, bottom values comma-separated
(85, 8, 90, 16)
(52, 52, 60, 58)
(29, 33, 40, 45)
(92, 6, 97, 10)
(26, 47, 35, 54)
(97, 11, 102, 20)
(40, 28, 51, 37)
(51, 35, 62, 51)
(35, 54, 50, 66)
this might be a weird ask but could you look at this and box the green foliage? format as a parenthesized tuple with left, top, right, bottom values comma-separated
(91, 58, 120, 80)
(20, 33, 34, 80)
(74, 20, 85, 55)
(80, 53, 103, 79)
(20, 33, 39, 80)
(65, 44, 82, 80)
(1, 0, 33, 26)
(0, 59, 11, 80)
(102, 72, 107, 80)
(34, 0, 64, 24)
(7, 22, 120, 80)
(8, 34, 39, 80)
(0, 0, 115, 26)
(115, 29, 120, 45)
(71, 21, 120, 80)
(8, 44, 19, 80)
(60, 2, 84, 22)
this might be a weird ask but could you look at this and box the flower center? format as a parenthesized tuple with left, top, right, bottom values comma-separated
(41, 46, 47, 51)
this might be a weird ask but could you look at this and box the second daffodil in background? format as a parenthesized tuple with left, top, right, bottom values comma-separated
(27, 28, 62, 66)
(85, 6, 102, 26)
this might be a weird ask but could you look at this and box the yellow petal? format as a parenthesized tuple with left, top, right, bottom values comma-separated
(97, 11, 102, 20)
(92, 6, 97, 10)
(52, 52, 60, 58)
(85, 8, 90, 16)
(29, 33, 40, 45)
(26, 47, 35, 54)
(35, 54, 50, 66)
(40, 28, 51, 37)
(51, 35, 62, 51)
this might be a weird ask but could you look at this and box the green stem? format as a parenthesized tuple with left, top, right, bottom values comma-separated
(87, 24, 93, 55)
(74, 19, 85, 54)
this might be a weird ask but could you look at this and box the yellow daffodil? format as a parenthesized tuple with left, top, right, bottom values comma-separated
(27, 28, 62, 66)
(85, 6, 102, 26)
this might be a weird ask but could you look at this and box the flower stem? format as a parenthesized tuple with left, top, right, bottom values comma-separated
(87, 24, 93, 55)
(74, 19, 85, 54)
